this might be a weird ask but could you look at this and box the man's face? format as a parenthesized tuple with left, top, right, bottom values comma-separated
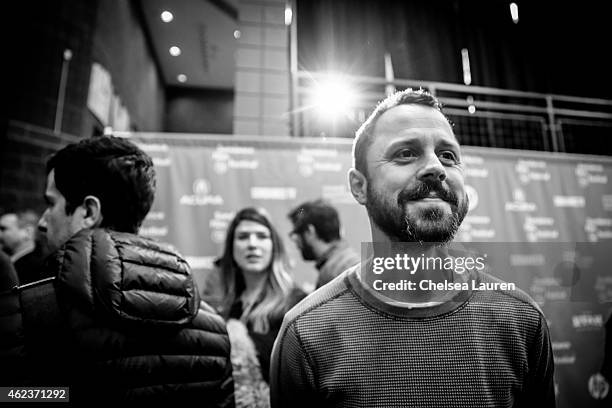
(38, 170, 87, 253)
(289, 229, 317, 261)
(362, 104, 468, 243)
(0, 214, 24, 254)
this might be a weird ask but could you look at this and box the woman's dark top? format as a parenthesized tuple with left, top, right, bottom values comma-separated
(229, 287, 307, 382)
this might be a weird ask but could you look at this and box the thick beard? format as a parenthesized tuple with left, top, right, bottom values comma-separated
(299, 237, 317, 261)
(366, 180, 469, 244)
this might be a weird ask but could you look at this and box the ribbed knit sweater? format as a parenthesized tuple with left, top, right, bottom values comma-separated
(270, 265, 555, 408)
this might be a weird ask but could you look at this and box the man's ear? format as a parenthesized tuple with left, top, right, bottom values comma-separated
(348, 168, 368, 205)
(81, 195, 103, 229)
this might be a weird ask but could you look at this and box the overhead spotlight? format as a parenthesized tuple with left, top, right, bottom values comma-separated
(233, 30, 241, 39)
(161, 11, 174, 23)
(169, 46, 181, 56)
(461, 48, 472, 86)
(177, 74, 187, 83)
(285, 5, 293, 26)
(310, 74, 356, 122)
(510, 3, 519, 24)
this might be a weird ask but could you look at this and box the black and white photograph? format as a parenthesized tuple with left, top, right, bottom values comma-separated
(1, 1, 611, 406)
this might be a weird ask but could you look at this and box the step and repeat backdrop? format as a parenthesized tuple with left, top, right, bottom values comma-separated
(131, 133, 612, 407)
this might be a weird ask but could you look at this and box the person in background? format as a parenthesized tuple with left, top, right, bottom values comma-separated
(0, 136, 234, 404)
(0, 209, 48, 285)
(203, 207, 306, 407)
(287, 199, 360, 289)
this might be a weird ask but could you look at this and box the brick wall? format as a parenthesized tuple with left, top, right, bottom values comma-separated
(233, 0, 291, 136)
(1, 0, 165, 212)
(4, 0, 98, 137)
(0, 121, 81, 212)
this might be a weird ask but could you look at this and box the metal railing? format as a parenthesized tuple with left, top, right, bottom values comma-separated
(291, 71, 612, 155)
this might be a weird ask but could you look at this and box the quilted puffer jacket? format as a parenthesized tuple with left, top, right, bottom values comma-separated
(15, 228, 235, 405)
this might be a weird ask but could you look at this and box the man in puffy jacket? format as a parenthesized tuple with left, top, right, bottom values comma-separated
(2, 136, 235, 405)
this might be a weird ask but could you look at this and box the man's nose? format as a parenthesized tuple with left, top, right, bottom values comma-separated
(417, 153, 447, 183)
(38, 213, 48, 233)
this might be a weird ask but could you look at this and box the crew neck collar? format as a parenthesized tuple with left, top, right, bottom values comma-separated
(345, 266, 476, 319)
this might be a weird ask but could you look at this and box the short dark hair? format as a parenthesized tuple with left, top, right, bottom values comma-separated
(352, 89, 452, 177)
(288, 199, 341, 243)
(46, 136, 155, 233)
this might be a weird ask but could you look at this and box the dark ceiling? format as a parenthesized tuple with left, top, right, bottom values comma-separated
(139, 0, 239, 89)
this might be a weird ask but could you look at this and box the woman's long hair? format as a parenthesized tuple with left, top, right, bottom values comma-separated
(217, 207, 294, 334)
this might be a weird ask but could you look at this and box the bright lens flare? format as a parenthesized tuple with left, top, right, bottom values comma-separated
(311, 76, 356, 121)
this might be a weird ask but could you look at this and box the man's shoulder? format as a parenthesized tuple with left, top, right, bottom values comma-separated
(54, 228, 201, 326)
(192, 300, 231, 336)
(327, 240, 360, 264)
(474, 270, 545, 317)
(284, 264, 358, 327)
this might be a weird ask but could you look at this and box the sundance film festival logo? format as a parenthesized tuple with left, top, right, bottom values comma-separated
(180, 179, 223, 206)
(212, 146, 258, 174)
(523, 216, 559, 242)
(576, 163, 608, 187)
(297, 148, 342, 177)
(515, 159, 551, 184)
(463, 155, 488, 178)
(585, 217, 612, 242)
(504, 188, 537, 212)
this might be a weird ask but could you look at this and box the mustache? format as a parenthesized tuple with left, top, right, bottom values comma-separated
(398, 179, 459, 207)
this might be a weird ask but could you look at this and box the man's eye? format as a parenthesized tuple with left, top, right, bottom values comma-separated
(439, 151, 458, 163)
(395, 149, 416, 160)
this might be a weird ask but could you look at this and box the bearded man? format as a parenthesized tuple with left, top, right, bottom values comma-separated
(270, 89, 555, 408)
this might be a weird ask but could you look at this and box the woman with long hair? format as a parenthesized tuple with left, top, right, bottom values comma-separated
(203, 207, 306, 407)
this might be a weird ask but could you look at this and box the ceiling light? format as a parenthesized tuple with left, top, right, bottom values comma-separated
(161, 11, 174, 23)
(233, 30, 241, 39)
(169, 46, 181, 57)
(461, 48, 471, 86)
(510, 3, 519, 24)
(177, 74, 187, 83)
